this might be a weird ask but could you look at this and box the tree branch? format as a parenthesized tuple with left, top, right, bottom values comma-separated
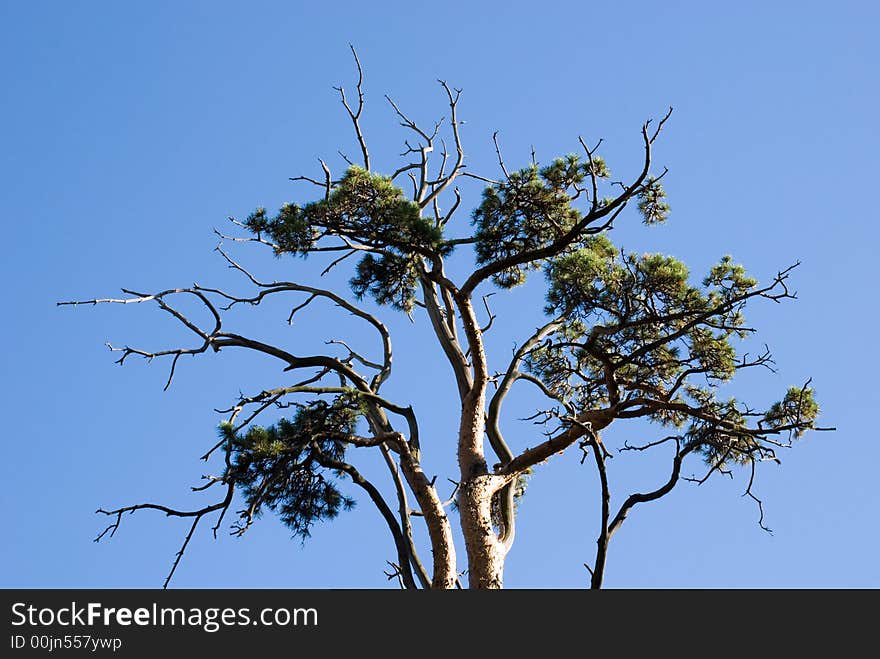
(310, 444, 419, 588)
(460, 108, 672, 297)
(94, 483, 234, 589)
(334, 44, 370, 171)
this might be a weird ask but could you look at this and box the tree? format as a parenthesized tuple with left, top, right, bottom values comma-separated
(61, 49, 830, 589)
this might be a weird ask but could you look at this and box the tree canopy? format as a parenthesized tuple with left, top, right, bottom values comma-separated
(61, 49, 829, 589)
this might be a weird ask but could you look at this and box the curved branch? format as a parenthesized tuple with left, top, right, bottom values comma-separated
(500, 408, 616, 477)
(607, 439, 696, 538)
(485, 319, 564, 549)
(94, 482, 234, 589)
(310, 444, 419, 589)
(395, 440, 458, 588)
(212, 246, 393, 390)
(419, 271, 471, 399)
(582, 428, 611, 590)
(743, 458, 773, 534)
(379, 445, 432, 589)
(224, 383, 420, 457)
(460, 108, 672, 297)
(487, 318, 565, 465)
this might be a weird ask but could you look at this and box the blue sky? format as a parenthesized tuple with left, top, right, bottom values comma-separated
(2, 1, 877, 588)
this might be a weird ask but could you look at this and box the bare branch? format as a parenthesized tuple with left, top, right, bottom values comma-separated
(441, 187, 462, 226)
(310, 443, 419, 588)
(326, 338, 384, 371)
(609, 439, 696, 538)
(479, 293, 497, 334)
(213, 220, 279, 250)
(488, 318, 565, 463)
(744, 459, 773, 534)
(334, 44, 370, 170)
(578, 136, 603, 210)
(379, 445, 431, 589)
(492, 131, 511, 180)
(459, 170, 499, 185)
(581, 424, 611, 589)
(621, 435, 680, 452)
(212, 246, 393, 390)
(419, 271, 472, 399)
(319, 158, 332, 201)
(94, 483, 234, 589)
(338, 150, 355, 167)
(288, 174, 331, 188)
(419, 81, 465, 210)
(61, 288, 222, 390)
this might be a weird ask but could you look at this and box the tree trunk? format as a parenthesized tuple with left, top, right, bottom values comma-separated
(453, 294, 508, 588)
(457, 383, 507, 588)
(459, 471, 507, 588)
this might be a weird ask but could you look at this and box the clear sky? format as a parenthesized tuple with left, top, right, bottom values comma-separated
(2, 1, 877, 588)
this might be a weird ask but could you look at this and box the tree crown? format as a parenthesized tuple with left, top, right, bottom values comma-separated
(61, 50, 829, 589)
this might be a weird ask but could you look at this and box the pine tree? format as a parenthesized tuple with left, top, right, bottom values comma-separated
(62, 48, 830, 589)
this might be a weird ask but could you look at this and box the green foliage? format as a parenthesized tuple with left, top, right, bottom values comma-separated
(246, 167, 449, 312)
(524, 236, 824, 472)
(765, 386, 820, 437)
(532, 247, 762, 417)
(245, 204, 314, 253)
(688, 327, 737, 381)
(682, 385, 819, 470)
(350, 252, 421, 311)
(685, 402, 755, 469)
(473, 156, 607, 288)
(704, 255, 758, 296)
(319, 167, 443, 252)
(636, 176, 670, 225)
(223, 397, 364, 539)
(542, 235, 619, 313)
(235, 146, 820, 503)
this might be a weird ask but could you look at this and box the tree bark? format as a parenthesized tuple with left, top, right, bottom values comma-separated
(453, 294, 508, 588)
(397, 443, 457, 589)
(459, 471, 507, 588)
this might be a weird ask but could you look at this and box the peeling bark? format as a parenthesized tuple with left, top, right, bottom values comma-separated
(459, 473, 507, 588)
